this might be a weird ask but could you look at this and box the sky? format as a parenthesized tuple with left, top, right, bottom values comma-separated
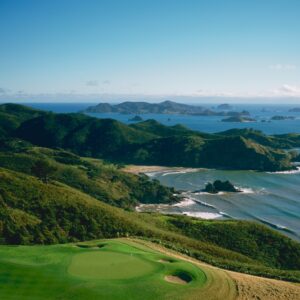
(0, 0, 300, 103)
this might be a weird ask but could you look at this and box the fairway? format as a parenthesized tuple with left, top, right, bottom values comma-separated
(0, 239, 213, 300)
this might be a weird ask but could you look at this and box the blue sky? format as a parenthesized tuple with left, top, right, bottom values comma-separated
(0, 0, 300, 102)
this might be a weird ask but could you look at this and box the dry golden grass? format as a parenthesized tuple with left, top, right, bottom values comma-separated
(131, 238, 300, 300)
(229, 271, 300, 300)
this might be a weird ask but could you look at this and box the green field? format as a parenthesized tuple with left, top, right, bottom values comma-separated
(0, 239, 211, 300)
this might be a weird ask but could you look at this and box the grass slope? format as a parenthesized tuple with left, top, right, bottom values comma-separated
(0, 146, 177, 209)
(0, 165, 299, 281)
(0, 103, 44, 138)
(0, 239, 209, 300)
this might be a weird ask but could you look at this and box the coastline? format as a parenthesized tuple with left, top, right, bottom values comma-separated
(122, 165, 202, 175)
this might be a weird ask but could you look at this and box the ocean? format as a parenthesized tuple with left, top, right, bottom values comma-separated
(25, 102, 300, 240)
(141, 168, 300, 241)
(27, 102, 300, 134)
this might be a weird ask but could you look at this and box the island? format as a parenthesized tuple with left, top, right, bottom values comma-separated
(289, 107, 300, 112)
(82, 100, 252, 117)
(202, 180, 241, 193)
(271, 115, 295, 121)
(129, 115, 143, 122)
(221, 116, 256, 122)
(217, 103, 233, 110)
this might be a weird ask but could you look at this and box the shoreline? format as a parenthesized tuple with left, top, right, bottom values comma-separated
(122, 165, 202, 175)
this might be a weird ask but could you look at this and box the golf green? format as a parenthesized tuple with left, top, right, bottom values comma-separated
(0, 239, 214, 300)
(68, 251, 159, 279)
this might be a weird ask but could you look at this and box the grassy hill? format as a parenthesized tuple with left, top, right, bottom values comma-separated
(0, 156, 299, 281)
(8, 104, 294, 171)
(15, 113, 155, 158)
(120, 135, 291, 171)
(0, 103, 45, 138)
(0, 145, 177, 210)
(219, 128, 300, 149)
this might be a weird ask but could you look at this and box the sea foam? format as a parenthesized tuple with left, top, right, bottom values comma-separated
(182, 211, 222, 219)
(173, 198, 195, 207)
(267, 167, 300, 175)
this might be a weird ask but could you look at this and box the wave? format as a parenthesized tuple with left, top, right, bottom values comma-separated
(189, 197, 219, 209)
(192, 191, 226, 195)
(235, 186, 255, 194)
(253, 217, 295, 233)
(182, 211, 222, 219)
(267, 167, 300, 175)
(192, 186, 262, 195)
(161, 170, 191, 176)
(219, 211, 233, 218)
(173, 198, 195, 207)
(145, 171, 164, 177)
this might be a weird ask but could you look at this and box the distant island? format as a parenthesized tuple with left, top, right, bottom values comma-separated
(217, 103, 233, 110)
(271, 115, 295, 121)
(82, 100, 250, 117)
(289, 108, 300, 112)
(222, 116, 256, 123)
(129, 115, 143, 122)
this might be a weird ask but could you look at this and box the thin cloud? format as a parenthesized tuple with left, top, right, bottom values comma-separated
(271, 84, 300, 96)
(0, 88, 7, 94)
(86, 80, 99, 87)
(102, 80, 111, 85)
(269, 64, 296, 70)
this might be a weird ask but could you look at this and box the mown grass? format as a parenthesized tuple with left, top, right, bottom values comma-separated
(0, 239, 207, 300)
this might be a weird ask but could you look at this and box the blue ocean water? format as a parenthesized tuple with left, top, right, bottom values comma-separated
(26, 102, 300, 134)
(145, 169, 300, 241)
(25, 102, 300, 240)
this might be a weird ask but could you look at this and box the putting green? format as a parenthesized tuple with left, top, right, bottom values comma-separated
(0, 239, 236, 300)
(68, 251, 158, 279)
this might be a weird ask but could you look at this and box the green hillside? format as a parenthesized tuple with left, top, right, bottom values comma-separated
(0, 103, 45, 138)
(0, 160, 299, 281)
(9, 104, 294, 171)
(0, 103, 300, 283)
(0, 239, 212, 300)
(16, 113, 155, 158)
(0, 146, 177, 209)
(121, 135, 291, 171)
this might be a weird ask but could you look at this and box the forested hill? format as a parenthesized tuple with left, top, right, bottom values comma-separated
(1, 103, 299, 171)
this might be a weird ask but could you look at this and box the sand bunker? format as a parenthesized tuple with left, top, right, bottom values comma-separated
(165, 272, 192, 285)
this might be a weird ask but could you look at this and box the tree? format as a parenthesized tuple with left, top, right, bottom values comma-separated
(31, 159, 56, 183)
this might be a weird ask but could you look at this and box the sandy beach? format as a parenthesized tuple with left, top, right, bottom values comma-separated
(122, 165, 201, 175)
